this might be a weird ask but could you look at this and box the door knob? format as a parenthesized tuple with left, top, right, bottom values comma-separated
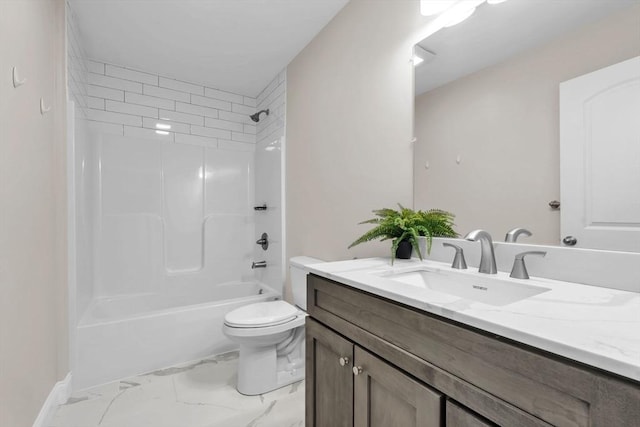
(339, 357, 350, 367)
(562, 236, 577, 246)
(352, 366, 363, 376)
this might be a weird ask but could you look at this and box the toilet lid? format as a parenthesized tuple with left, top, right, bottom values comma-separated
(224, 300, 299, 328)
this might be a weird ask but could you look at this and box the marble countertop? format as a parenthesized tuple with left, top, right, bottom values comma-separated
(306, 258, 640, 382)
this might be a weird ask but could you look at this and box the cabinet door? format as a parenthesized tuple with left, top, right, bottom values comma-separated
(447, 400, 497, 427)
(306, 318, 354, 427)
(353, 347, 443, 427)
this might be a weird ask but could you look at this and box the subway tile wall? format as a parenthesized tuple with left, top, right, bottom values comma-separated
(67, 3, 287, 387)
(67, 2, 93, 304)
(66, 2, 88, 115)
(80, 60, 257, 150)
(252, 70, 287, 293)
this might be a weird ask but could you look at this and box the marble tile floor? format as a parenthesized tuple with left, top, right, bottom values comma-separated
(50, 352, 304, 427)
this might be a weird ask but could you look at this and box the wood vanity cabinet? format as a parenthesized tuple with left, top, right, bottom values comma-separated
(305, 274, 640, 427)
(446, 401, 497, 427)
(306, 318, 444, 427)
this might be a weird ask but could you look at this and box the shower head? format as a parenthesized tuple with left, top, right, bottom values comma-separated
(250, 109, 269, 123)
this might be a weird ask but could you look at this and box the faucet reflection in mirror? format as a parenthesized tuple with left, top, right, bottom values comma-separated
(505, 227, 532, 243)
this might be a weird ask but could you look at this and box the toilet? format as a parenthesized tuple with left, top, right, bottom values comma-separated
(223, 256, 323, 395)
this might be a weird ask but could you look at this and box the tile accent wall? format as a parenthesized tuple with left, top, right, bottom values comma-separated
(82, 60, 257, 150)
(67, 1, 95, 360)
(66, 2, 287, 388)
(253, 70, 287, 294)
(66, 2, 88, 115)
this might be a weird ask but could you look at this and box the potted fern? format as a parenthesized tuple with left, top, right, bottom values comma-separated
(348, 204, 457, 263)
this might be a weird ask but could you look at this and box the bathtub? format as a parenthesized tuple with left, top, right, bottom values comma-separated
(74, 281, 278, 390)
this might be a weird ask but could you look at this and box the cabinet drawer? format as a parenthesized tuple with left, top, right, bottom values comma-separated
(308, 274, 640, 427)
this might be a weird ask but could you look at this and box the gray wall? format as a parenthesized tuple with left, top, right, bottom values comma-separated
(0, 0, 68, 425)
(286, 1, 429, 297)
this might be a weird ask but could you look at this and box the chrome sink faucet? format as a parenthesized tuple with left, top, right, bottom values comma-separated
(464, 230, 497, 274)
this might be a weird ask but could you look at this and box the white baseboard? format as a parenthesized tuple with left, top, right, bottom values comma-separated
(32, 372, 72, 427)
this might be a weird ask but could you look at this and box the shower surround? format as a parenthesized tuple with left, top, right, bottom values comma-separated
(68, 6, 286, 389)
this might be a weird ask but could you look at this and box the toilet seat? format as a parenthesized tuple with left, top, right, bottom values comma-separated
(224, 300, 299, 328)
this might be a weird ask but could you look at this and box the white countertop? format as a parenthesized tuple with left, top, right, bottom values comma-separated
(306, 258, 640, 382)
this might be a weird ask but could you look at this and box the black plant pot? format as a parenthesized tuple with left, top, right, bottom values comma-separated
(395, 240, 412, 259)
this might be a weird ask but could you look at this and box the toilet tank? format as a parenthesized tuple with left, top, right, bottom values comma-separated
(290, 256, 324, 310)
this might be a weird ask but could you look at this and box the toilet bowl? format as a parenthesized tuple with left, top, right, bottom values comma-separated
(222, 256, 323, 395)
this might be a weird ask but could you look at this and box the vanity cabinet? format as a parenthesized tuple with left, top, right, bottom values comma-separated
(305, 274, 640, 427)
(305, 318, 353, 427)
(446, 401, 496, 427)
(306, 318, 443, 427)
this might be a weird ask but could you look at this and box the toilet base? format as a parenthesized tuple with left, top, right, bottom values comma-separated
(236, 335, 305, 395)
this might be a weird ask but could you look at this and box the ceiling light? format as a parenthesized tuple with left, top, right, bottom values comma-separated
(420, 0, 456, 16)
(444, 5, 477, 27)
(155, 130, 169, 135)
(155, 123, 171, 130)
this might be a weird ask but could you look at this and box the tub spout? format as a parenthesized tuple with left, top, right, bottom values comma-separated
(252, 261, 267, 269)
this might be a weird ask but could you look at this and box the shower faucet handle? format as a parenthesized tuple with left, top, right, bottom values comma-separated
(256, 233, 269, 250)
(251, 261, 267, 269)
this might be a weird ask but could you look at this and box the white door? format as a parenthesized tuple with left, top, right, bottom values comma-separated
(560, 56, 640, 252)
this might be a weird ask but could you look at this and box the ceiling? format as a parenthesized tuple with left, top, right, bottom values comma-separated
(70, 0, 349, 97)
(415, 0, 640, 95)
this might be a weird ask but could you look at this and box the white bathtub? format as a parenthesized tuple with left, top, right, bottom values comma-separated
(74, 282, 278, 390)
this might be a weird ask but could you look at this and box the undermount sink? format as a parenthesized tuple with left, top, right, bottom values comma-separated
(377, 268, 550, 306)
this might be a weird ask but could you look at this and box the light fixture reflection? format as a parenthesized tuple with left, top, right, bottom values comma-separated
(420, 0, 456, 16)
(155, 130, 169, 135)
(155, 123, 172, 130)
(444, 5, 476, 27)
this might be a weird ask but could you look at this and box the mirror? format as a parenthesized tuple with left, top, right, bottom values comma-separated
(413, 0, 640, 251)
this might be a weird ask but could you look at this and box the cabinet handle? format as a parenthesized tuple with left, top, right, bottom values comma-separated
(339, 357, 350, 367)
(352, 366, 363, 376)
